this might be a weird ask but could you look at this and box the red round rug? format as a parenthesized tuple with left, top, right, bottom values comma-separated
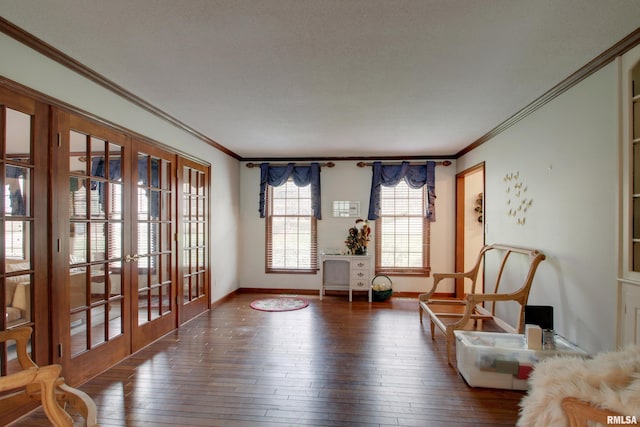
(250, 297, 309, 312)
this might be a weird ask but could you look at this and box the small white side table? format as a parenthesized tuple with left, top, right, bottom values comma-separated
(320, 255, 372, 302)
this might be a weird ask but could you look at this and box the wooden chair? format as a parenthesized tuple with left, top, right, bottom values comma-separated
(561, 397, 627, 426)
(419, 244, 546, 366)
(0, 327, 99, 426)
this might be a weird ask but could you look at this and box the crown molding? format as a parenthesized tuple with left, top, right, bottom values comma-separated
(457, 27, 640, 158)
(241, 154, 455, 164)
(0, 16, 241, 160)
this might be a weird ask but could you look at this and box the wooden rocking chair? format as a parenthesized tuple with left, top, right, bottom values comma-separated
(0, 327, 99, 426)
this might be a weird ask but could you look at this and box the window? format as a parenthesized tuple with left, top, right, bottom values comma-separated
(266, 179, 317, 272)
(375, 180, 430, 275)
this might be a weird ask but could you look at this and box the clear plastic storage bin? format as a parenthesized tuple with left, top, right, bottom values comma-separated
(454, 330, 587, 390)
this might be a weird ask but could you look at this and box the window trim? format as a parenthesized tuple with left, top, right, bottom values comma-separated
(265, 180, 318, 274)
(374, 184, 431, 276)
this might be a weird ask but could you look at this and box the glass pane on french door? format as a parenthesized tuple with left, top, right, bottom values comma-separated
(136, 153, 173, 325)
(1, 105, 35, 375)
(69, 132, 124, 356)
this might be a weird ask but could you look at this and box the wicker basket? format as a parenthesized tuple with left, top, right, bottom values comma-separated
(371, 274, 393, 301)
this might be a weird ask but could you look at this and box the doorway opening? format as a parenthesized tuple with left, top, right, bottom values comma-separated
(455, 163, 485, 297)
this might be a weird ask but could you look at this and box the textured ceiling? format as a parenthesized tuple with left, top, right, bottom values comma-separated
(1, 0, 640, 159)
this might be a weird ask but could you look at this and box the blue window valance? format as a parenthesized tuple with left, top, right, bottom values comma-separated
(90, 157, 160, 217)
(367, 161, 436, 221)
(259, 162, 322, 219)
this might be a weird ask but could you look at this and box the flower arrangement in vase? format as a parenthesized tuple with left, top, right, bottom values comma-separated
(345, 219, 371, 255)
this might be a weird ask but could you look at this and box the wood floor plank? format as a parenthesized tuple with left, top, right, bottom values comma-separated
(10, 294, 525, 426)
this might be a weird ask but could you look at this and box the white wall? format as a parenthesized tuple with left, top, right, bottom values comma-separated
(457, 61, 619, 354)
(0, 33, 241, 302)
(239, 160, 457, 294)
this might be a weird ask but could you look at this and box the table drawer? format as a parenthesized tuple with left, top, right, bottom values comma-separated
(350, 277, 369, 289)
(350, 269, 369, 283)
(351, 258, 370, 270)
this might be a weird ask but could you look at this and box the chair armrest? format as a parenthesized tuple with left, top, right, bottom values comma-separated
(419, 271, 474, 301)
(561, 397, 624, 427)
(433, 272, 473, 285)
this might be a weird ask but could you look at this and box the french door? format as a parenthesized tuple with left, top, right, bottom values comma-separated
(53, 111, 131, 385)
(130, 140, 177, 352)
(0, 87, 48, 368)
(178, 158, 210, 324)
(53, 111, 178, 384)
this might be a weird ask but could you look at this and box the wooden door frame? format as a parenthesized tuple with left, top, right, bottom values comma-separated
(455, 162, 485, 297)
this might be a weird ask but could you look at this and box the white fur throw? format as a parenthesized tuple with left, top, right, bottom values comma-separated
(518, 345, 640, 427)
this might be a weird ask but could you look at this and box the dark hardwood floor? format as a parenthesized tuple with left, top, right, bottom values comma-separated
(13, 293, 524, 426)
